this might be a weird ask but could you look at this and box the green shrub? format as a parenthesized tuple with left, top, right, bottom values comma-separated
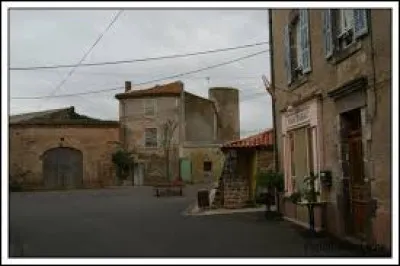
(256, 171, 284, 192)
(111, 148, 135, 183)
(288, 191, 302, 204)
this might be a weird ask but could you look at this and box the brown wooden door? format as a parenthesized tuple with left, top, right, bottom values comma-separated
(43, 147, 83, 189)
(347, 130, 369, 239)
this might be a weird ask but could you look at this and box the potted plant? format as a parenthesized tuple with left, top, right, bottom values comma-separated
(288, 191, 302, 204)
(303, 172, 320, 203)
(302, 172, 323, 234)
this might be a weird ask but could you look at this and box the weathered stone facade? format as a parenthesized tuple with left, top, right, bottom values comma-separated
(179, 145, 225, 184)
(271, 9, 391, 249)
(9, 123, 119, 189)
(223, 180, 250, 209)
(116, 81, 240, 184)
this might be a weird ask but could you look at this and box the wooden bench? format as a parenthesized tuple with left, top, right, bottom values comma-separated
(153, 180, 185, 197)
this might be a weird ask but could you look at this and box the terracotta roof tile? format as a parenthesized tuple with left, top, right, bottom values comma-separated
(115, 81, 184, 99)
(222, 129, 274, 149)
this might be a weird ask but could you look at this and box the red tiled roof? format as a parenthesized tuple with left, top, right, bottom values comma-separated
(115, 81, 184, 99)
(222, 129, 274, 149)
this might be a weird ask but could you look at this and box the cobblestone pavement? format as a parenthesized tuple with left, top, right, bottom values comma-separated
(9, 186, 385, 257)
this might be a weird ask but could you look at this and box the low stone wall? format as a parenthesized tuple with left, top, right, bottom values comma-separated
(223, 180, 250, 209)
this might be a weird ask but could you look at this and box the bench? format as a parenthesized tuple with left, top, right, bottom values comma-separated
(153, 180, 185, 197)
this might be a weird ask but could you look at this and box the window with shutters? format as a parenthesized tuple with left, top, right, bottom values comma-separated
(285, 9, 311, 85)
(323, 9, 368, 59)
(290, 16, 303, 77)
(145, 128, 158, 147)
(144, 99, 156, 116)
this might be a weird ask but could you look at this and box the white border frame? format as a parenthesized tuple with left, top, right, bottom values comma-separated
(2, 1, 399, 265)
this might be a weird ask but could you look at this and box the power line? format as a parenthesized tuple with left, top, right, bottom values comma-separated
(38, 10, 124, 108)
(11, 49, 269, 100)
(10, 41, 269, 71)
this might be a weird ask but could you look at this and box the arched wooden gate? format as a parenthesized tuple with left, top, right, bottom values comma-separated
(42, 147, 83, 189)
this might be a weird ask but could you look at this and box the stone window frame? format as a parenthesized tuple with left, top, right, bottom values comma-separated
(144, 127, 158, 148)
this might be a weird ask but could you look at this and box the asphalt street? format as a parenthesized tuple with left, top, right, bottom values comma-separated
(9, 185, 370, 257)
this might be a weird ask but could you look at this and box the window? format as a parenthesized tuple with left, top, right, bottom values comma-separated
(337, 9, 356, 49)
(290, 17, 302, 74)
(145, 128, 158, 147)
(144, 99, 156, 116)
(322, 9, 368, 57)
(284, 9, 311, 84)
(203, 161, 212, 172)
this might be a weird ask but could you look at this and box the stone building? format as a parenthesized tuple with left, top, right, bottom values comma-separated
(115, 80, 240, 185)
(9, 106, 120, 189)
(212, 129, 274, 209)
(270, 9, 391, 250)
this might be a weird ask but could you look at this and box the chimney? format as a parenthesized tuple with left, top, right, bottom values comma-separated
(125, 81, 132, 92)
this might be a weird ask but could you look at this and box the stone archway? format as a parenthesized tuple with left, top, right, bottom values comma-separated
(42, 147, 83, 189)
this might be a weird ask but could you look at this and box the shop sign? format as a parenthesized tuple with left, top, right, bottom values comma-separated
(287, 106, 310, 128)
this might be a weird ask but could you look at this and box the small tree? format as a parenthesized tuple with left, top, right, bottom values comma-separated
(111, 148, 135, 184)
(256, 171, 284, 212)
(161, 119, 178, 182)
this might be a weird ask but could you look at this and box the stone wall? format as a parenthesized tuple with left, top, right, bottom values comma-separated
(180, 145, 225, 184)
(9, 125, 119, 188)
(223, 180, 250, 209)
(184, 92, 216, 142)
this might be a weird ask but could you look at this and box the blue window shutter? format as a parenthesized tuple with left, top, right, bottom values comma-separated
(284, 25, 292, 84)
(322, 9, 333, 58)
(354, 9, 368, 38)
(300, 9, 311, 73)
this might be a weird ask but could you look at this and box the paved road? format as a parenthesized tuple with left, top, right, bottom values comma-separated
(9, 186, 368, 257)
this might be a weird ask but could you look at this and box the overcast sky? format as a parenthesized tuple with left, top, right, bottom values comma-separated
(9, 9, 272, 137)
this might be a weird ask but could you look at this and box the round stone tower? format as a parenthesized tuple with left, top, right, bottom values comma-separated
(208, 87, 240, 143)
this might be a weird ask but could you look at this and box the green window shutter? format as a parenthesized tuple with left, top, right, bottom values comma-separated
(354, 9, 368, 38)
(322, 9, 333, 58)
(300, 9, 311, 73)
(284, 25, 292, 84)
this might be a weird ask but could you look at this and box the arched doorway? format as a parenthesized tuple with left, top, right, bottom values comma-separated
(42, 147, 83, 189)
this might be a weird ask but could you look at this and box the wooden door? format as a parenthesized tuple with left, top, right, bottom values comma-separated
(348, 129, 369, 239)
(43, 147, 83, 189)
(134, 163, 145, 186)
(180, 158, 192, 183)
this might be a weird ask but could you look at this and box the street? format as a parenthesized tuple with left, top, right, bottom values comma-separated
(9, 186, 366, 257)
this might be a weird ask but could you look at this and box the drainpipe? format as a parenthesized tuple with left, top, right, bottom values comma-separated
(268, 9, 279, 173)
(366, 9, 377, 247)
(268, 9, 281, 214)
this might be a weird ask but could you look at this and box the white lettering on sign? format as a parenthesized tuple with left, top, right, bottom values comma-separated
(287, 106, 310, 127)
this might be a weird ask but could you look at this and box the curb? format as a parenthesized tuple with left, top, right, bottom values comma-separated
(181, 201, 199, 216)
(183, 205, 268, 216)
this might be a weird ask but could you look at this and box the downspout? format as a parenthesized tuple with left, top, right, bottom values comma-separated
(367, 9, 377, 247)
(179, 84, 185, 181)
(268, 9, 279, 173)
(268, 9, 281, 213)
